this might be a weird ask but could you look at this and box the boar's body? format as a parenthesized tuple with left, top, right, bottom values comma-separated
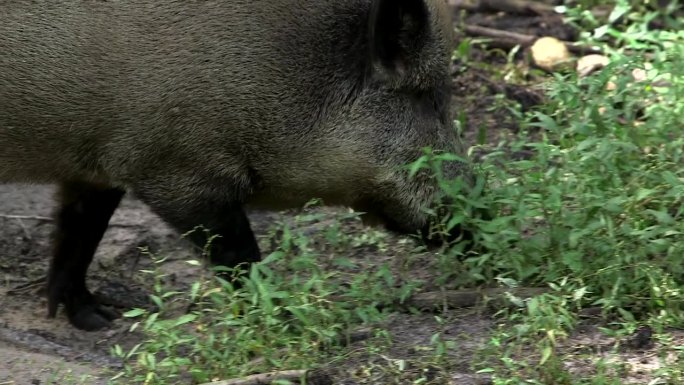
(0, 0, 467, 330)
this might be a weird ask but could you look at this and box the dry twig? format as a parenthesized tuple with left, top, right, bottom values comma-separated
(0, 213, 142, 228)
(7, 276, 47, 295)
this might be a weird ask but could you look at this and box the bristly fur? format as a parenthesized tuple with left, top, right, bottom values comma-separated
(0, 0, 470, 330)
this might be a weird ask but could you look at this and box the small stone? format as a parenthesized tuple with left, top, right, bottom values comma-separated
(577, 54, 610, 77)
(632, 68, 648, 82)
(531, 36, 572, 72)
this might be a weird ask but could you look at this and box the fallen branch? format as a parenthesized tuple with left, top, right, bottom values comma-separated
(199, 369, 331, 385)
(331, 287, 546, 312)
(402, 287, 547, 311)
(449, 0, 556, 15)
(464, 23, 535, 47)
(462, 24, 602, 55)
(449, 0, 612, 20)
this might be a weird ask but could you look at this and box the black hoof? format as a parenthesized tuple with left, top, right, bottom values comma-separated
(67, 303, 120, 331)
(49, 286, 121, 331)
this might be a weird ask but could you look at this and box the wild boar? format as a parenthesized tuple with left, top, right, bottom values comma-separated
(0, 0, 473, 330)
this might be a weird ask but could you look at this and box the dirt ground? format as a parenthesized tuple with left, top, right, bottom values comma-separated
(0, 183, 492, 384)
(1, 194, 677, 385)
(0, 4, 676, 385)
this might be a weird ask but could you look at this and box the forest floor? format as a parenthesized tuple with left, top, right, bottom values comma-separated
(0, 2, 677, 384)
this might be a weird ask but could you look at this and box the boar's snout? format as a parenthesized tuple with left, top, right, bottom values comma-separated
(353, 193, 476, 248)
(353, 167, 487, 249)
(418, 207, 476, 248)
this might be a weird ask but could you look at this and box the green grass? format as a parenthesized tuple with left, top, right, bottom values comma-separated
(448, 3, 684, 383)
(108, 204, 449, 384)
(108, 2, 684, 384)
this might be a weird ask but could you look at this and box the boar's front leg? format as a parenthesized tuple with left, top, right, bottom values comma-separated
(48, 181, 125, 331)
(136, 189, 262, 275)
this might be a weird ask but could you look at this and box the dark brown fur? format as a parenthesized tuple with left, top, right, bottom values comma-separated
(0, 0, 470, 330)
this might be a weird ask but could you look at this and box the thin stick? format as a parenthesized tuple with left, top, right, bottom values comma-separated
(0, 214, 52, 221)
(6, 275, 47, 295)
(0, 214, 142, 228)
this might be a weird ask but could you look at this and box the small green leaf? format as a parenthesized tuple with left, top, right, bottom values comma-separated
(562, 251, 583, 273)
(608, 3, 630, 23)
(540, 345, 553, 365)
(123, 308, 146, 318)
(174, 313, 198, 326)
(573, 287, 589, 302)
(646, 209, 675, 225)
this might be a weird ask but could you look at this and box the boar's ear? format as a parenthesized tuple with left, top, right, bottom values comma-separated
(368, 0, 430, 74)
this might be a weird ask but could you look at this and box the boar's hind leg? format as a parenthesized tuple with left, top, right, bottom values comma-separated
(47, 181, 125, 331)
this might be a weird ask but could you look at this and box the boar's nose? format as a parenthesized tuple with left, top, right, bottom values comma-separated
(418, 203, 490, 249)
